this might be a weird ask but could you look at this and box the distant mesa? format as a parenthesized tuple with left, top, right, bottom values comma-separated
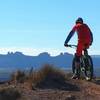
(7, 52, 24, 56)
(0, 51, 99, 70)
(38, 52, 50, 57)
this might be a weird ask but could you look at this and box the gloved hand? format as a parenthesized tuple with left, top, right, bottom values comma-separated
(64, 43, 68, 47)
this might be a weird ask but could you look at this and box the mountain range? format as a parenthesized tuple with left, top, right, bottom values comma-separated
(0, 51, 100, 70)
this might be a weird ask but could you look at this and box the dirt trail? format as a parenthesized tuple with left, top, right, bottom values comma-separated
(0, 75, 100, 100)
(14, 79, 100, 100)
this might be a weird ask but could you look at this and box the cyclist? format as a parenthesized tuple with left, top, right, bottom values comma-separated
(64, 17, 93, 79)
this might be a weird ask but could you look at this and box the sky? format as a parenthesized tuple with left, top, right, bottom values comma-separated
(0, 0, 99, 56)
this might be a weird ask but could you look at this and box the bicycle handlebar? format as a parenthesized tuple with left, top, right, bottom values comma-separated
(66, 44, 77, 48)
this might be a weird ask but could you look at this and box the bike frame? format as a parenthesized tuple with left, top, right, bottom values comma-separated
(66, 44, 88, 57)
(67, 44, 88, 71)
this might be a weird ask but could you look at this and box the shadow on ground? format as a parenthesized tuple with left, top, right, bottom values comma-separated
(35, 74, 80, 91)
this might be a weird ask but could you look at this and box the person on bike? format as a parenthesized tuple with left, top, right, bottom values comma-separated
(64, 17, 93, 79)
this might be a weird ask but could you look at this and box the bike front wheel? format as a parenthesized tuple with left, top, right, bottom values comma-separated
(72, 57, 80, 76)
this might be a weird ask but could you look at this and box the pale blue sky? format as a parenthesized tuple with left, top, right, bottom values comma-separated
(0, 0, 99, 55)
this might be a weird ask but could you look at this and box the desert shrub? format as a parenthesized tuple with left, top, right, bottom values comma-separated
(10, 64, 72, 90)
(31, 64, 66, 88)
(0, 87, 21, 100)
(11, 70, 26, 83)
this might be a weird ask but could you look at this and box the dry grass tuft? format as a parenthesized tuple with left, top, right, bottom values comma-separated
(30, 64, 67, 88)
(11, 70, 26, 83)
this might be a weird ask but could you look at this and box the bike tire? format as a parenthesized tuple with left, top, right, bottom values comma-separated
(84, 55, 94, 80)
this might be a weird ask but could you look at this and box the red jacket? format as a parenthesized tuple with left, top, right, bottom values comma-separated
(65, 23, 93, 45)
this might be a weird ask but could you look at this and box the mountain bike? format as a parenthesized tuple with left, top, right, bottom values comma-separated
(67, 44, 94, 80)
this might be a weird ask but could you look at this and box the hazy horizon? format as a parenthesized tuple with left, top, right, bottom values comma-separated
(0, 47, 99, 56)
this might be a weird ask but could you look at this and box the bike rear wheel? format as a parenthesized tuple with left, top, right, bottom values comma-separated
(84, 55, 94, 80)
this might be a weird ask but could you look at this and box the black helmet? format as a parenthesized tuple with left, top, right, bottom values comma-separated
(76, 17, 83, 24)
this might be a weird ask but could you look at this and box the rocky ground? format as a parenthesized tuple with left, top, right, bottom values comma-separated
(0, 65, 100, 100)
(0, 79, 100, 100)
